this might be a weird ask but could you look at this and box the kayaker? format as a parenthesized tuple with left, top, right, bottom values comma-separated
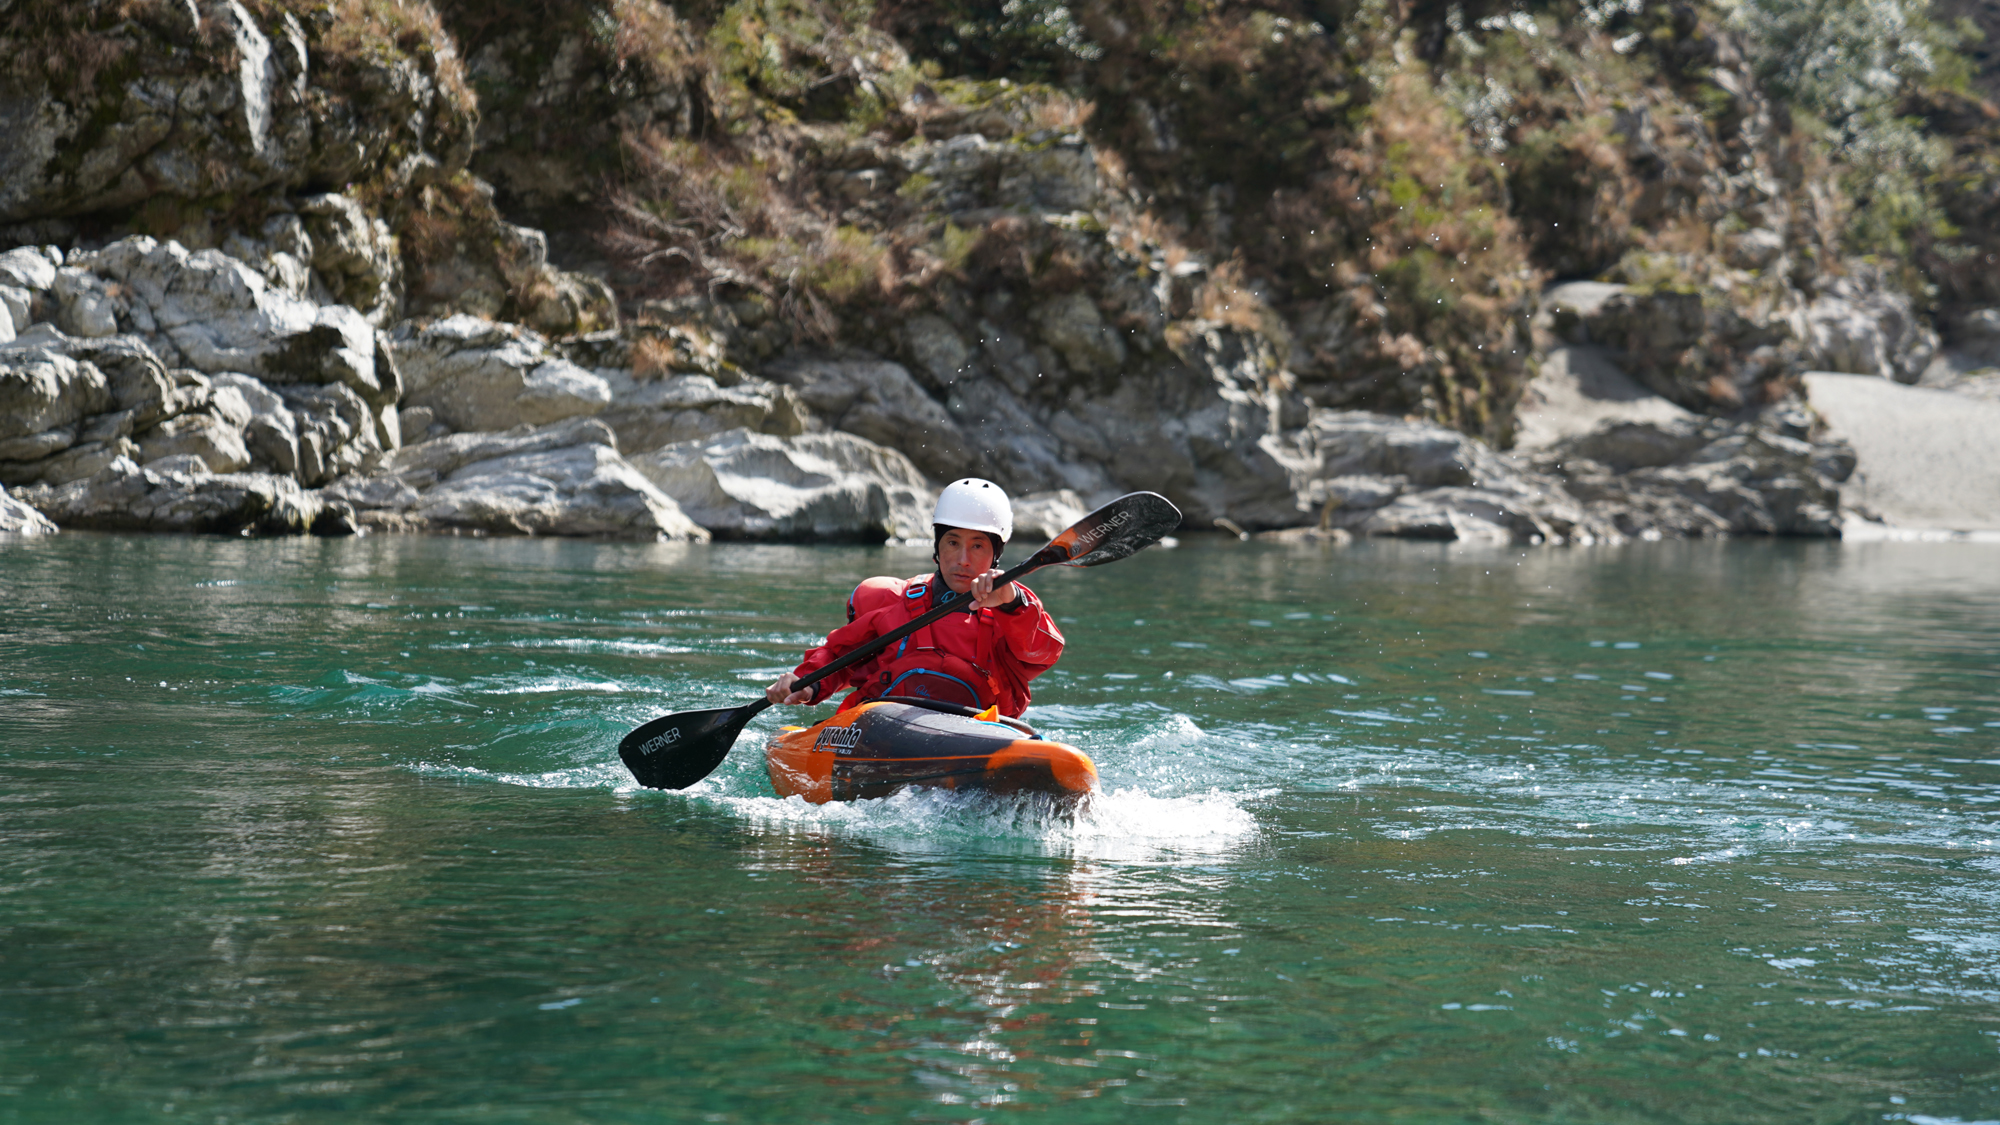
(765, 478, 1064, 717)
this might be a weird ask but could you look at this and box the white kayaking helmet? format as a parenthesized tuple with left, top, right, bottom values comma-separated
(933, 478, 1013, 555)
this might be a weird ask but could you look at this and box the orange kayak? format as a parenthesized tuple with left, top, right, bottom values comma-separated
(765, 697, 1097, 804)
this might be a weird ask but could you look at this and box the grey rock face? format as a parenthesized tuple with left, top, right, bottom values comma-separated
(1354, 487, 1568, 543)
(72, 237, 399, 446)
(1025, 323, 1299, 528)
(392, 315, 611, 434)
(0, 323, 379, 496)
(297, 193, 402, 322)
(764, 356, 982, 484)
(595, 369, 807, 456)
(1513, 341, 1698, 454)
(898, 314, 978, 387)
(906, 133, 1100, 216)
(1011, 489, 1089, 542)
(0, 348, 110, 459)
(0, 248, 59, 293)
(1537, 421, 1843, 538)
(327, 417, 706, 541)
(133, 407, 254, 473)
(211, 372, 301, 476)
(1284, 410, 1613, 545)
(0, 287, 30, 341)
(53, 268, 118, 338)
(1031, 292, 1126, 378)
(1559, 261, 1938, 404)
(1804, 267, 1939, 384)
(0, 1, 472, 225)
(410, 444, 698, 540)
(23, 456, 333, 535)
(0, 484, 58, 534)
(633, 428, 932, 541)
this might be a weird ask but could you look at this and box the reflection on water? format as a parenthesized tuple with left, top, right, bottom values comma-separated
(1, 532, 1998, 1122)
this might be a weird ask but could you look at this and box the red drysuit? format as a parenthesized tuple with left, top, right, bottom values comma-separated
(789, 572, 1064, 717)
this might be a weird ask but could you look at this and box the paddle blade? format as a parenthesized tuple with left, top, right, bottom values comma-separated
(1042, 491, 1183, 567)
(618, 704, 756, 790)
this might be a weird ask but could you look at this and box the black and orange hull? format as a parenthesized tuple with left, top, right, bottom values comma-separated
(765, 698, 1097, 804)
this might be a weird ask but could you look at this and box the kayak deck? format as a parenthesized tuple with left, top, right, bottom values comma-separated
(765, 697, 1097, 804)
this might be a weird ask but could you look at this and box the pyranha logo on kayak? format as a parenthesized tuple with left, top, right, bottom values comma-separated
(639, 727, 682, 756)
(813, 725, 864, 754)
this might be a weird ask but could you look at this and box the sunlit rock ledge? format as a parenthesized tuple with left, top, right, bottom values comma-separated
(2, 236, 1986, 546)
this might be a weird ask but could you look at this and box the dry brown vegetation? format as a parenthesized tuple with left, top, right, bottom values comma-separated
(10, 0, 1994, 437)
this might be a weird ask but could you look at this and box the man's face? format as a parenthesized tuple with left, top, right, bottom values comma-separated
(937, 528, 997, 594)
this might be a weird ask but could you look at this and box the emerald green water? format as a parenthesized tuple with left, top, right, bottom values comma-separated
(3, 533, 1998, 1124)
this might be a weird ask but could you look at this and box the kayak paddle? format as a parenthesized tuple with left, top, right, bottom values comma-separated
(617, 490, 1184, 790)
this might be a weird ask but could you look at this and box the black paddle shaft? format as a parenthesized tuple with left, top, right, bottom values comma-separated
(618, 491, 1182, 789)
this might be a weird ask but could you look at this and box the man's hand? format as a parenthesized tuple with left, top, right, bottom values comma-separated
(766, 672, 814, 705)
(969, 569, 1018, 611)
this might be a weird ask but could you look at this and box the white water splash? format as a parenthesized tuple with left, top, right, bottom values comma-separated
(415, 751, 1262, 864)
(706, 784, 1263, 863)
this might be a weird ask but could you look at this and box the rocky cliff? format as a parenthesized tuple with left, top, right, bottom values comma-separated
(3, 0, 1997, 542)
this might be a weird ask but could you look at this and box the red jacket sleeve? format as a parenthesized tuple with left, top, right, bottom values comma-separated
(989, 583, 1063, 713)
(791, 602, 895, 704)
(993, 584, 1063, 678)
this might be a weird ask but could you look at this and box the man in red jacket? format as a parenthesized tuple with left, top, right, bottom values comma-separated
(765, 478, 1064, 717)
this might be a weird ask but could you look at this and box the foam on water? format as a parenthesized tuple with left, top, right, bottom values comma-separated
(704, 784, 1261, 863)
(414, 716, 1264, 864)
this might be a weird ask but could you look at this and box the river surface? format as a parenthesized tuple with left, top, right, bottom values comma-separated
(2, 532, 1998, 1124)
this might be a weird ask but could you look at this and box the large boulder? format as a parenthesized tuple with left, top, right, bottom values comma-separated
(762, 355, 978, 483)
(276, 381, 385, 485)
(65, 237, 401, 447)
(0, 263, 393, 489)
(52, 333, 188, 430)
(1012, 489, 1089, 540)
(211, 373, 302, 478)
(594, 369, 808, 455)
(0, 346, 111, 461)
(632, 428, 933, 541)
(1513, 333, 1699, 454)
(391, 315, 611, 434)
(1283, 410, 1616, 544)
(408, 444, 702, 540)
(0, 330, 222, 488)
(1804, 267, 1938, 384)
(327, 418, 706, 541)
(1540, 421, 1844, 538)
(0, 485, 57, 534)
(0, 250, 58, 344)
(21, 456, 334, 535)
(1355, 487, 1574, 543)
(0, 247, 59, 293)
